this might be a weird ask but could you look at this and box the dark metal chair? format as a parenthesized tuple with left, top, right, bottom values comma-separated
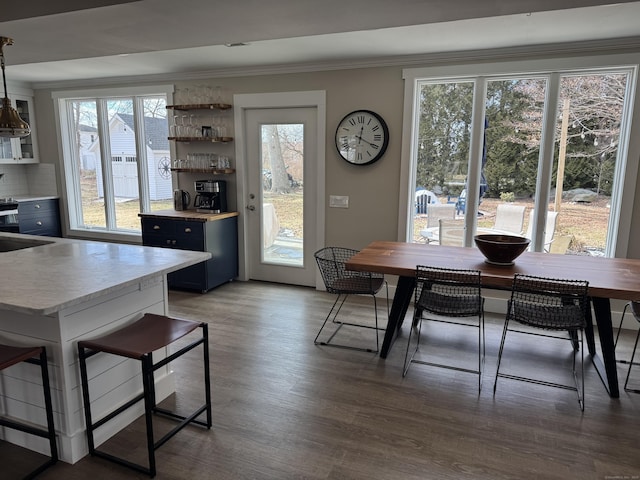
(403, 266, 485, 393)
(615, 301, 640, 394)
(494, 274, 589, 411)
(78, 313, 212, 477)
(314, 247, 388, 353)
(0, 344, 58, 479)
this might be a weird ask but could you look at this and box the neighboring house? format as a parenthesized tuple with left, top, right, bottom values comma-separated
(85, 113, 171, 201)
(78, 124, 98, 170)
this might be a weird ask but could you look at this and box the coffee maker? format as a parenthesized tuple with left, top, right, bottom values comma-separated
(194, 180, 227, 213)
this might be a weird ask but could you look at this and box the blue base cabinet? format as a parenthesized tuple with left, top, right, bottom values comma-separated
(141, 214, 238, 293)
(18, 199, 61, 237)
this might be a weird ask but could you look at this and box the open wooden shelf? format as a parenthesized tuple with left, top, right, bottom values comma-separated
(170, 168, 235, 174)
(167, 103, 232, 111)
(168, 137, 233, 143)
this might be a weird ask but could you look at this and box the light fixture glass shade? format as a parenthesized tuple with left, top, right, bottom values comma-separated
(0, 97, 30, 138)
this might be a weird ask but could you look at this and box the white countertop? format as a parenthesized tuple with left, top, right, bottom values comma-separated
(9, 195, 59, 202)
(0, 233, 211, 315)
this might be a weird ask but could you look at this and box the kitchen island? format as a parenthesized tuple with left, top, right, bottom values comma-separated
(0, 233, 211, 463)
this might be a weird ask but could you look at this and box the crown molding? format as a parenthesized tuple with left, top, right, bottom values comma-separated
(35, 35, 640, 91)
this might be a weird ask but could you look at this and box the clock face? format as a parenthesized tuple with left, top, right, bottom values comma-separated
(335, 110, 389, 165)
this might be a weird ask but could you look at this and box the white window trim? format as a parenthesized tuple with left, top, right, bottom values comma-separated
(52, 84, 174, 242)
(399, 53, 640, 258)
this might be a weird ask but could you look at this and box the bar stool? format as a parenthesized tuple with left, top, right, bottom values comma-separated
(77, 313, 211, 477)
(0, 344, 58, 479)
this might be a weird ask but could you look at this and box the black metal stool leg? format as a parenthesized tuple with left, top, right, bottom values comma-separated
(142, 354, 157, 477)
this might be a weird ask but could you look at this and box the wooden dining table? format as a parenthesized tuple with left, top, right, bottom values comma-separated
(346, 241, 640, 398)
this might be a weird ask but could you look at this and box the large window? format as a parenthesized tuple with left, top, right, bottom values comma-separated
(55, 86, 173, 237)
(402, 56, 639, 258)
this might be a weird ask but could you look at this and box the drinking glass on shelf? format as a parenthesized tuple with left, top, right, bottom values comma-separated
(213, 86, 223, 104)
(213, 116, 226, 138)
(181, 88, 191, 105)
(218, 156, 231, 169)
(189, 114, 199, 137)
(179, 115, 188, 136)
(170, 115, 179, 137)
(205, 86, 214, 104)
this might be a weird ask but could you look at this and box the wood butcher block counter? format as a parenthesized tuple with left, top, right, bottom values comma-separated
(139, 210, 239, 293)
(0, 233, 211, 463)
(138, 210, 238, 222)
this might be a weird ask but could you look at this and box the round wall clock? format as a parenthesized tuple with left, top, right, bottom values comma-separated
(335, 110, 389, 165)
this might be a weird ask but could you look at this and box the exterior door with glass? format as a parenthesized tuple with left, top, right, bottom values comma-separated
(245, 107, 318, 286)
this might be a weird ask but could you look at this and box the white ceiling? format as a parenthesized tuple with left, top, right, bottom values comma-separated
(2, 0, 640, 86)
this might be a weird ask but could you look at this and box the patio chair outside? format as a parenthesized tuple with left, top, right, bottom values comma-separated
(493, 204, 526, 235)
(419, 204, 456, 243)
(525, 210, 559, 252)
(439, 218, 465, 246)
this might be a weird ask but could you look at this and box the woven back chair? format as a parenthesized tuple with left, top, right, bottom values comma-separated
(403, 265, 485, 393)
(494, 274, 589, 410)
(615, 301, 640, 394)
(314, 247, 388, 352)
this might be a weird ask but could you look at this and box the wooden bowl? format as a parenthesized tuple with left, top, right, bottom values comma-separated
(474, 234, 530, 266)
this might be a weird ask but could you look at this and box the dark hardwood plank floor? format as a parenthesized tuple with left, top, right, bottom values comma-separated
(4, 280, 640, 479)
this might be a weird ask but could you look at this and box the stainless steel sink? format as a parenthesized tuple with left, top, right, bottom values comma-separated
(0, 237, 54, 252)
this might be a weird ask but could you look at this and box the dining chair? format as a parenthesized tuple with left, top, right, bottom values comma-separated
(403, 265, 485, 393)
(314, 247, 389, 352)
(493, 274, 590, 410)
(614, 301, 640, 394)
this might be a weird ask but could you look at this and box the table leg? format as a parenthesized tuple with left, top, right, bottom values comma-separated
(380, 276, 415, 359)
(590, 296, 619, 398)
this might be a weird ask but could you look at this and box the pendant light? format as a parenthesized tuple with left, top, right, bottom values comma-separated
(0, 36, 30, 138)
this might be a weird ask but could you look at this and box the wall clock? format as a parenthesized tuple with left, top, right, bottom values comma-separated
(335, 110, 389, 165)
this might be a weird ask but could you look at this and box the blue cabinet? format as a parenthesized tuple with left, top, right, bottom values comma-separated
(141, 214, 238, 292)
(18, 199, 61, 237)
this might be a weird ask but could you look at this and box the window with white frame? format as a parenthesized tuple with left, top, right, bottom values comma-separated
(54, 86, 173, 236)
(401, 55, 640, 258)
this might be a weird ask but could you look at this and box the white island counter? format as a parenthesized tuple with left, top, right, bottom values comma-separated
(0, 233, 211, 463)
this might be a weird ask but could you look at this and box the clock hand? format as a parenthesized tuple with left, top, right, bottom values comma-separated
(355, 135, 376, 147)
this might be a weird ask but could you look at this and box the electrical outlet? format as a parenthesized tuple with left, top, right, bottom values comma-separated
(329, 195, 349, 208)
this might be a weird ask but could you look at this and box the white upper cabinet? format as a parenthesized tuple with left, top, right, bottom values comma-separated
(0, 93, 39, 164)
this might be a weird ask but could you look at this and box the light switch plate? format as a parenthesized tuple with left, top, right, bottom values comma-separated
(329, 195, 349, 208)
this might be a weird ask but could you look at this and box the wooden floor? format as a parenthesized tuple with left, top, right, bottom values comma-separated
(5, 280, 640, 479)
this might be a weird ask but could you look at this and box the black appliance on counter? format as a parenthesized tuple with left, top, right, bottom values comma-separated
(194, 180, 227, 213)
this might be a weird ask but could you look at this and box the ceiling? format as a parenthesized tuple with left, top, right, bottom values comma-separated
(2, 0, 640, 86)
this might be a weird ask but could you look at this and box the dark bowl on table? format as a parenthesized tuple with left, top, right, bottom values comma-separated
(474, 234, 530, 266)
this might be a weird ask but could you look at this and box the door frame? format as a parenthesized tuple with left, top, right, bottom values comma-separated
(233, 91, 326, 287)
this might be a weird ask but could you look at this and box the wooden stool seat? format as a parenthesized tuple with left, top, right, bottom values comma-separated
(77, 313, 211, 478)
(0, 344, 58, 479)
(0, 345, 45, 369)
(79, 313, 201, 359)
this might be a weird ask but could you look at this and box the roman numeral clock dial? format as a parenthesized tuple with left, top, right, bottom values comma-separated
(335, 110, 389, 165)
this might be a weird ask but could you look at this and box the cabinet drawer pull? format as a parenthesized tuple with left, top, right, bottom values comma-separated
(166, 239, 171, 245)
(36, 221, 43, 226)
(172, 240, 177, 245)
(184, 228, 192, 233)
(153, 225, 161, 230)
(34, 204, 41, 209)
